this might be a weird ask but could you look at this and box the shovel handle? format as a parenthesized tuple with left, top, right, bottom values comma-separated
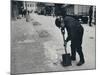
(63, 34, 67, 54)
(61, 28, 67, 54)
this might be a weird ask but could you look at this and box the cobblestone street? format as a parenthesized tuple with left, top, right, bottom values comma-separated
(11, 13, 96, 74)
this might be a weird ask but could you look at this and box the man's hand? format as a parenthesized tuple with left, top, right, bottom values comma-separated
(64, 40, 67, 46)
(64, 36, 71, 46)
(61, 27, 65, 34)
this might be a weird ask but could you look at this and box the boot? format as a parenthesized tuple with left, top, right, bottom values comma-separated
(77, 60, 85, 66)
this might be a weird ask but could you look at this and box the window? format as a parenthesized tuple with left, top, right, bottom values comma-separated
(78, 5, 90, 16)
(30, 4, 32, 7)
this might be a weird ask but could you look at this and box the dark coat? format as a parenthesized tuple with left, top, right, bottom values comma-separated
(63, 16, 84, 46)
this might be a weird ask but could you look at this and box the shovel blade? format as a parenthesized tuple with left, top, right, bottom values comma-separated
(61, 53, 72, 66)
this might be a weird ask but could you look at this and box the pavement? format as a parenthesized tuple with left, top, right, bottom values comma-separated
(11, 13, 96, 74)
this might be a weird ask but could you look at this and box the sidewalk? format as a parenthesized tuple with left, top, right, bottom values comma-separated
(11, 13, 96, 74)
(30, 13, 96, 71)
(11, 18, 53, 74)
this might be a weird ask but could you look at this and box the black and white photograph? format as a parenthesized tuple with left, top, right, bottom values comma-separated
(11, 0, 96, 74)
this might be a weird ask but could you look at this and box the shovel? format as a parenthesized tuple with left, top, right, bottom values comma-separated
(61, 28, 72, 66)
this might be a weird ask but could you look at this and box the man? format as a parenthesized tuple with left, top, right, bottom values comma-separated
(89, 6, 93, 26)
(55, 8, 85, 66)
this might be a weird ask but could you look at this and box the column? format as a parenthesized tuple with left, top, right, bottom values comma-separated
(74, 5, 78, 15)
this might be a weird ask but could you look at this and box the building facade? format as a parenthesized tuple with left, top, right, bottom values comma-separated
(23, 1, 37, 13)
